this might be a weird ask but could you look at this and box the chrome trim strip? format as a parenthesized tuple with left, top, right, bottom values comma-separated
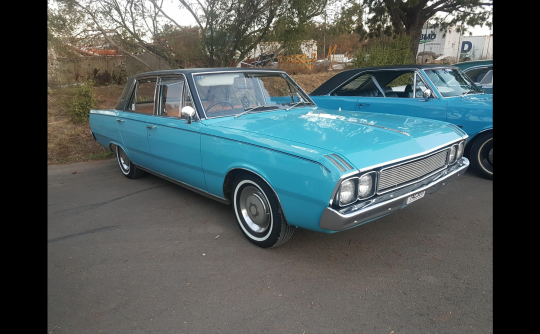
(324, 155, 346, 172)
(136, 165, 230, 205)
(357, 136, 467, 173)
(330, 154, 353, 170)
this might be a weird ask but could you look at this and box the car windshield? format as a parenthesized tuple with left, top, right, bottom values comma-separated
(192, 72, 313, 118)
(423, 68, 483, 97)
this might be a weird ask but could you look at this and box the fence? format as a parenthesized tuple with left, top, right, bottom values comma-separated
(277, 54, 318, 70)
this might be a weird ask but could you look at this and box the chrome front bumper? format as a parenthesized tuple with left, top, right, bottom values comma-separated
(319, 157, 469, 232)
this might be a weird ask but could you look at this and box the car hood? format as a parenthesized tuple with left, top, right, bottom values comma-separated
(205, 107, 465, 171)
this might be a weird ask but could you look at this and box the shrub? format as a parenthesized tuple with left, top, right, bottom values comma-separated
(62, 80, 97, 123)
(353, 35, 414, 68)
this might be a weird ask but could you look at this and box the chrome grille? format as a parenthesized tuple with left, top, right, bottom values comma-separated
(378, 150, 448, 193)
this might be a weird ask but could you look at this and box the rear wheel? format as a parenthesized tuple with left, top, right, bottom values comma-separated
(232, 173, 294, 248)
(116, 145, 145, 179)
(469, 132, 493, 180)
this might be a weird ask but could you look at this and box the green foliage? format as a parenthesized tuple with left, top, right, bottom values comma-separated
(353, 35, 413, 68)
(62, 80, 97, 123)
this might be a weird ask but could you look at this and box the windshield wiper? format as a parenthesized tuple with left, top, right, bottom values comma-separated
(234, 104, 280, 118)
(285, 101, 311, 111)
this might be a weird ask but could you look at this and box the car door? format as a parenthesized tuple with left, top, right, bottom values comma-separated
(355, 71, 447, 122)
(116, 76, 157, 168)
(145, 76, 207, 191)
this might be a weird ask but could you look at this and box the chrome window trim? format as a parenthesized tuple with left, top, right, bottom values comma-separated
(376, 147, 450, 195)
(155, 74, 201, 122)
(126, 75, 159, 114)
(326, 67, 443, 98)
(190, 70, 315, 120)
(462, 65, 493, 73)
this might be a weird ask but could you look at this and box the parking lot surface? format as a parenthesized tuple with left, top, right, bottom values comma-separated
(48, 158, 492, 333)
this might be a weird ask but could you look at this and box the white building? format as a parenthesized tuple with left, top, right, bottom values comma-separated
(417, 25, 493, 62)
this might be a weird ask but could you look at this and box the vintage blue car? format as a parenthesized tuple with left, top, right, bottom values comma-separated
(453, 60, 493, 94)
(89, 68, 469, 248)
(310, 65, 493, 179)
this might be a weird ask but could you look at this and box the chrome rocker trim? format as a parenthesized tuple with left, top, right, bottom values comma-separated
(319, 157, 469, 231)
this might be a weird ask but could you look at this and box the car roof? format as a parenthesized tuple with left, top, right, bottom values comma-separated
(453, 59, 493, 69)
(310, 64, 458, 96)
(129, 67, 286, 80)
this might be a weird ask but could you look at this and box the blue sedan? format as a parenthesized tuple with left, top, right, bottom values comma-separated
(90, 68, 469, 247)
(453, 60, 493, 94)
(310, 65, 493, 179)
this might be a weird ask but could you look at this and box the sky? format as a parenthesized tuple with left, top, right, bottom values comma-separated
(159, 0, 492, 36)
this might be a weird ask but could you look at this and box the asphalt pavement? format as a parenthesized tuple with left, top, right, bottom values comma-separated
(48, 158, 493, 334)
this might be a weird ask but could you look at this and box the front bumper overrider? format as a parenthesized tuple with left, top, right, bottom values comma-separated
(319, 157, 469, 232)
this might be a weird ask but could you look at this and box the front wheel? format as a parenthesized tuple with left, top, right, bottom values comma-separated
(232, 173, 295, 248)
(116, 145, 145, 179)
(469, 132, 493, 180)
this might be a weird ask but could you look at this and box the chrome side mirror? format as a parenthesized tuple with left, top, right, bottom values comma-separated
(181, 106, 196, 124)
(422, 89, 432, 101)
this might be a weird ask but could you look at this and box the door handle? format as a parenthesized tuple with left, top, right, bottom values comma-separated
(358, 103, 370, 108)
(146, 125, 157, 129)
(116, 119, 124, 122)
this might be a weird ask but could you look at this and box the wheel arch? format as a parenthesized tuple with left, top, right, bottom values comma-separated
(465, 128, 492, 157)
(223, 167, 290, 224)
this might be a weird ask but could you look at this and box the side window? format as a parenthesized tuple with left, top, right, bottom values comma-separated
(131, 78, 157, 114)
(160, 79, 184, 117)
(465, 67, 491, 83)
(415, 73, 429, 98)
(478, 69, 493, 85)
(182, 82, 199, 121)
(333, 73, 382, 97)
(385, 72, 415, 98)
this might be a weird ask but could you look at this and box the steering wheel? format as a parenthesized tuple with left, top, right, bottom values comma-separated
(206, 101, 236, 113)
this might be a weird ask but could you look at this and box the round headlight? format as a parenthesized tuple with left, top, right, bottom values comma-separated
(448, 145, 457, 164)
(358, 174, 373, 198)
(339, 179, 356, 205)
(456, 141, 465, 160)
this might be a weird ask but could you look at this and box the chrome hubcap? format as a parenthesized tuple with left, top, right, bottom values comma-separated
(488, 148, 493, 165)
(119, 149, 130, 172)
(239, 186, 270, 233)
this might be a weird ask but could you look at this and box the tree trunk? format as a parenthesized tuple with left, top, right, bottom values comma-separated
(406, 22, 424, 63)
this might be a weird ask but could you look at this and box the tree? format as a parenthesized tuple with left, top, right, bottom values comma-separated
(361, 0, 493, 57)
(50, 0, 328, 68)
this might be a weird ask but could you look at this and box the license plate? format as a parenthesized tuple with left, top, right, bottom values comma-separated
(406, 191, 425, 204)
